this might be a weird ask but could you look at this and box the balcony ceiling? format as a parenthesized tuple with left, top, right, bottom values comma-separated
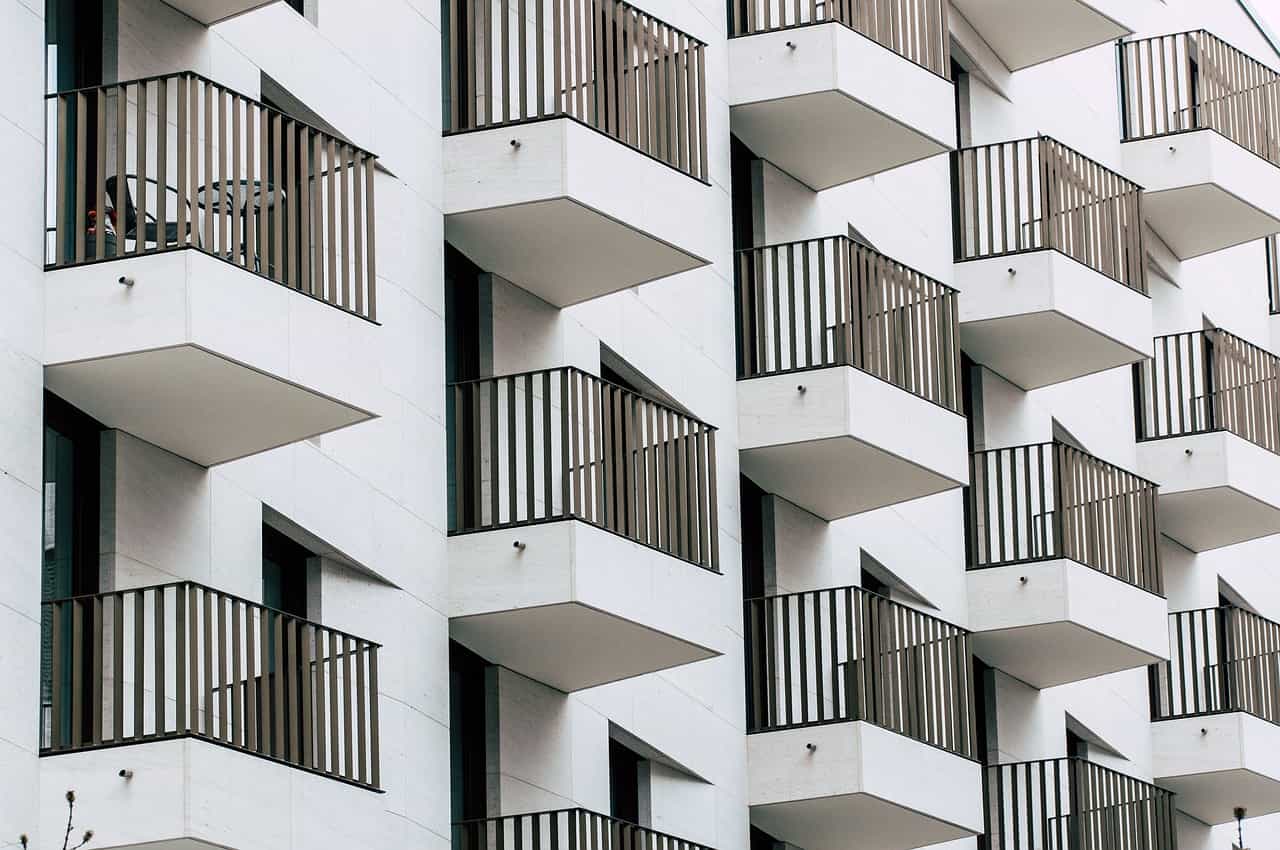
(951, 0, 1133, 70)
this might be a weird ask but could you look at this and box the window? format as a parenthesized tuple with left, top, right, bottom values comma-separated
(450, 641, 491, 822)
(41, 392, 104, 747)
(262, 524, 310, 619)
(609, 738, 647, 824)
(741, 475, 768, 600)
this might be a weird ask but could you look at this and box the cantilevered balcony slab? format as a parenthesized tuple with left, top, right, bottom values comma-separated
(1122, 130, 1280, 260)
(748, 722, 984, 850)
(1136, 431, 1280, 552)
(1153, 714, 1280, 825)
(443, 118, 712, 306)
(738, 366, 969, 521)
(728, 22, 955, 189)
(950, 0, 1134, 70)
(953, 137, 1151, 388)
(40, 737, 384, 850)
(44, 250, 379, 466)
(956, 250, 1153, 389)
(162, 0, 273, 24)
(449, 519, 720, 692)
(968, 559, 1168, 688)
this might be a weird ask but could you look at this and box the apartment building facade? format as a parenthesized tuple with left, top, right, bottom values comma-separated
(4, 0, 1280, 849)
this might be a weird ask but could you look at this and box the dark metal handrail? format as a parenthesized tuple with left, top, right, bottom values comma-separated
(965, 441, 1164, 595)
(41, 580, 380, 789)
(744, 584, 976, 759)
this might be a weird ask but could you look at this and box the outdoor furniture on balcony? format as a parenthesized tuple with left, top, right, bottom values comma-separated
(736, 236, 968, 519)
(442, 0, 712, 306)
(1134, 328, 1280, 551)
(447, 367, 720, 691)
(965, 441, 1169, 688)
(952, 136, 1152, 389)
(1120, 31, 1280, 259)
(744, 585, 983, 850)
(44, 72, 380, 466)
(727, 0, 955, 189)
(986, 758, 1178, 850)
(1150, 606, 1280, 824)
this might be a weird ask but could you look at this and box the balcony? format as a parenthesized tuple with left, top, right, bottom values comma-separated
(1120, 32, 1280, 259)
(442, 0, 712, 306)
(44, 73, 380, 467)
(950, 0, 1134, 71)
(448, 367, 721, 691)
(727, 1, 955, 189)
(39, 582, 379, 845)
(952, 137, 1152, 389)
(986, 758, 1178, 850)
(1134, 329, 1280, 551)
(745, 586, 984, 850)
(160, 0, 273, 24)
(1150, 606, 1280, 824)
(965, 442, 1169, 688)
(736, 236, 968, 520)
(453, 809, 711, 850)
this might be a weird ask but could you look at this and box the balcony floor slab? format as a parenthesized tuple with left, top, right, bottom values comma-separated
(449, 519, 721, 691)
(44, 250, 379, 466)
(1155, 713, 1280, 825)
(738, 366, 968, 520)
(950, 0, 1133, 70)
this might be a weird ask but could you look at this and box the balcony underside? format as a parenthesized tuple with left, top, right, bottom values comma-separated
(444, 118, 711, 306)
(956, 252, 1151, 390)
(448, 519, 720, 691)
(748, 722, 983, 850)
(1154, 714, 1280, 825)
(39, 737, 382, 850)
(728, 24, 955, 189)
(1137, 433, 1280, 552)
(162, 0, 274, 24)
(1122, 131, 1280, 259)
(43, 250, 378, 466)
(968, 560, 1168, 688)
(950, 0, 1133, 70)
(738, 368, 968, 520)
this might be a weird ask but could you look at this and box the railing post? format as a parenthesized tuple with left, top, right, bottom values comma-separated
(1067, 758, 1084, 850)
(1051, 443, 1066, 561)
(1203, 330, 1219, 433)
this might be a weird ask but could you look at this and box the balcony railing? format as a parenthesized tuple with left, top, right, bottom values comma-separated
(744, 584, 976, 759)
(443, 0, 709, 182)
(1121, 30, 1280, 168)
(727, 0, 950, 78)
(1135, 328, 1280, 455)
(41, 581, 380, 789)
(987, 758, 1178, 850)
(47, 72, 378, 321)
(449, 367, 719, 570)
(965, 442, 1163, 595)
(453, 809, 713, 850)
(736, 236, 962, 412)
(1152, 606, 1280, 725)
(952, 136, 1147, 293)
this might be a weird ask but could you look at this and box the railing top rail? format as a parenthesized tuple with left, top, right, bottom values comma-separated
(448, 366, 716, 430)
(48, 70, 378, 160)
(1171, 603, 1275, 626)
(994, 756, 1171, 794)
(956, 135, 1142, 191)
(43, 580, 382, 648)
(1127, 28, 1280, 75)
(973, 440, 1159, 487)
(450, 808, 714, 847)
(735, 234, 959, 295)
(745, 583, 969, 634)
(1157, 325, 1280, 361)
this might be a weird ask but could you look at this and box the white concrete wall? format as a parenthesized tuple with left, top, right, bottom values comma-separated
(1, 0, 48, 846)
